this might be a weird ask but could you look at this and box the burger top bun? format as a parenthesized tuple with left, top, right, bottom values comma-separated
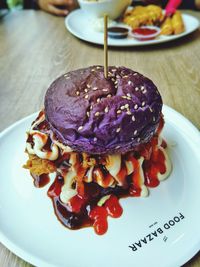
(44, 66, 162, 155)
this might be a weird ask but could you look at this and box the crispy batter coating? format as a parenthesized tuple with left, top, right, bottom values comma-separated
(23, 154, 56, 175)
(123, 5, 163, 29)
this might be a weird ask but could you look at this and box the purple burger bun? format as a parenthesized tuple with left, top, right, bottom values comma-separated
(44, 66, 163, 155)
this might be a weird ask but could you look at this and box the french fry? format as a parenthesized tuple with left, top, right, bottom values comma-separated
(161, 17, 174, 35)
(171, 11, 185, 35)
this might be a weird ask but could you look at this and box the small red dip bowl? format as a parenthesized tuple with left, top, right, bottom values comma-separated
(130, 26, 161, 41)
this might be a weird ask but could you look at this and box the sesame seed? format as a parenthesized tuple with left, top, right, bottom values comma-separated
(116, 127, 121, 133)
(132, 115, 135, 121)
(128, 81, 132, 85)
(105, 107, 109, 113)
(95, 112, 100, 117)
(116, 145, 121, 149)
(133, 73, 138, 76)
(134, 104, 138, 110)
(87, 84, 91, 88)
(102, 88, 108, 92)
(153, 117, 156, 122)
(84, 88, 88, 93)
(123, 75, 129, 78)
(125, 104, 129, 108)
(112, 68, 117, 72)
(64, 74, 68, 77)
(111, 78, 115, 82)
(116, 75, 120, 79)
(149, 107, 153, 112)
(114, 81, 118, 85)
(134, 130, 137, 135)
(86, 112, 90, 117)
(76, 91, 80, 96)
(121, 96, 127, 99)
(135, 87, 139, 91)
(107, 94, 112, 98)
(91, 69, 95, 72)
(142, 101, 145, 107)
(141, 86, 145, 90)
(92, 87, 98, 91)
(96, 66, 101, 69)
(90, 105, 93, 110)
(94, 137, 97, 142)
(127, 97, 131, 100)
(117, 110, 122, 114)
(137, 137, 140, 142)
(120, 106, 125, 110)
(126, 111, 131, 115)
(142, 89, 147, 94)
(85, 95, 89, 99)
(127, 93, 131, 97)
(78, 126, 83, 131)
(97, 98, 100, 103)
(115, 85, 118, 89)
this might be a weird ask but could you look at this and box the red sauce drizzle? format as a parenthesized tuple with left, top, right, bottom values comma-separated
(89, 206, 108, 235)
(42, 136, 53, 152)
(48, 175, 63, 198)
(33, 120, 49, 131)
(68, 195, 86, 213)
(31, 173, 50, 188)
(143, 147, 166, 187)
(129, 157, 142, 196)
(105, 195, 123, 218)
(89, 195, 122, 235)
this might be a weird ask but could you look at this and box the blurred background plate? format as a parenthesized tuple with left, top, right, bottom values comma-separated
(65, 9, 199, 46)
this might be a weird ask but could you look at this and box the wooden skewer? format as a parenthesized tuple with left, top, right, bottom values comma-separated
(104, 14, 108, 79)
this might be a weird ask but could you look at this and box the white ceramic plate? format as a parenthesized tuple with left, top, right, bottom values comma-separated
(0, 105, 200, 267)
(65, 9, 199, 46)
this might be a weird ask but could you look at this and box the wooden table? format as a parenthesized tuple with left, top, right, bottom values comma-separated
(0, 9, 200, 267)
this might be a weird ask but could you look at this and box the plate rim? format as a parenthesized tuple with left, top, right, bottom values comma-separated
(0, 105, 200, 267)
(65, 9, 200, 47)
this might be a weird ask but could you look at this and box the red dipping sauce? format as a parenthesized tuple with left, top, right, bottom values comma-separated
(131, 26, 160, 41)
(134, 28, 158, 35)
